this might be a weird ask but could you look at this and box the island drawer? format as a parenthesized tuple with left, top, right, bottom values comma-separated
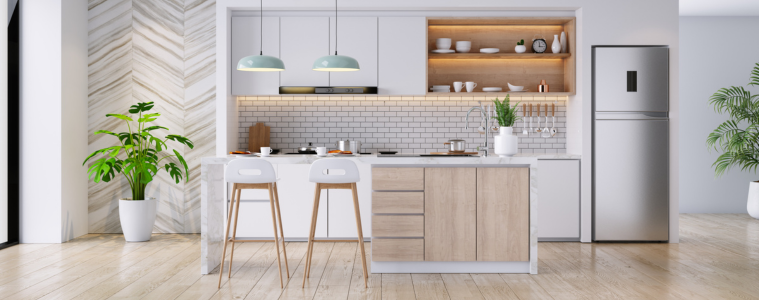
(372, 168, 424, 191)
(372, 238, 424, 261)
(372, 192, 424, 214)
(372, 215, 424, 237)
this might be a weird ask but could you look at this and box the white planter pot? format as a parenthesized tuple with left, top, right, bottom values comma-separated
(748, 182, 759, 219)
(119, 198, 157, 242)
(493, 127, 518, 157)
(515, 45, 526, 53)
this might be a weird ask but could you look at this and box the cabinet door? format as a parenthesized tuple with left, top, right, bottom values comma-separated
(477, 168, 529, 262)
(424, 168, 476, 261)
(276, 164, 328, 238)
(327, 162, 372, 238)
(329, 17, 377, 86)
(231, 17, 280, 95)
(538, 160, 580, 239)
(378, 17, 426, 95)
(280, 17, 329, 87)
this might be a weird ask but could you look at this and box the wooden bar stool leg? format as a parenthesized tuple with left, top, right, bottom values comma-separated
(273, 182, 290, 278)
(267, 183, 285, 289)
(228, 188, 242, 278)
(302, 183, 321, 288)
(306, 184, 322, 277)
(351, 183, 368, 288)
(218, 184, 238, 288)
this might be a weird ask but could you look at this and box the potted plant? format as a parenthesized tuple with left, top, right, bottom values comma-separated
(493, 95, 521, 157)
(515, 39, 526, 53)
(83, 102, 194, 241)
(706, 63, 759, 219)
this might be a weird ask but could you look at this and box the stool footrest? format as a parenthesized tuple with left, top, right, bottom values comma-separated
(229, 239, 279, 242)
(311, 239, 362, 243)
(318, 183, 354, 190)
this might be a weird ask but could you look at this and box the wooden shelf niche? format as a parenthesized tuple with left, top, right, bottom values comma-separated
(426, 17, 576, 95)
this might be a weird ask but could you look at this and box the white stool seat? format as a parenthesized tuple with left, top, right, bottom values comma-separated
(308, 159, 360, 184)
(226, 159, 277, 184)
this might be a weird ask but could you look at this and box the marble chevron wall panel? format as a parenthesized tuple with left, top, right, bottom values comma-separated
(87, 0, 215, 234)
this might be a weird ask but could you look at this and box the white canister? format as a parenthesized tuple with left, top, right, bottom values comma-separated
(493, 127, 518, 157)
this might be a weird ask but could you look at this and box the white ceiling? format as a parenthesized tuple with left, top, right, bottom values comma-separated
(680, 0, 759, 16)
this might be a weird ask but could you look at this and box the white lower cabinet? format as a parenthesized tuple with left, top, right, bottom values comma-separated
(327, 162, 372, 238)
(537, 160, 581, 240)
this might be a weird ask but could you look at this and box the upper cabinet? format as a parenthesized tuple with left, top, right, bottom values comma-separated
(231, 17, 280, 95)
(379, 17, 426, 95)
(329, 17, 378, 87)
(280, 17, 330, 87)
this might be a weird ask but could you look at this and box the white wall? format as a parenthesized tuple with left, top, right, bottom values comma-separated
(679, 17, 759, 213)
(217, 0, 680, 242)
(20, 0, 88, 243)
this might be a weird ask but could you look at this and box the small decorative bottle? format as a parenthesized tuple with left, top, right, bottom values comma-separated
(551, 34, 561, 53)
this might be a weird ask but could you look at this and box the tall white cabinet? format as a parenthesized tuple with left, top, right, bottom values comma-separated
(378, 17, 427, 95)
(329, 17, 378, 86)
(231, 17, 280, 95)
(280, 17, 330, 87)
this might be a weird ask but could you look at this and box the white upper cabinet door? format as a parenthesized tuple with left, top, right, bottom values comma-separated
(329, 17, 378, 87)
(231, 17, 280, 95)
(537, 160, 581, 239)
(378, 17, 426, 95)
(280, 17, 330, 87)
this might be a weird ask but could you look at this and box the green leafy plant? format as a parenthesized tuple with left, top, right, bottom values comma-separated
(493, 95, 521, 127)
(706, 63, 759, 176)
(517, 39, 524, 46)
(83, 102, 194, 200)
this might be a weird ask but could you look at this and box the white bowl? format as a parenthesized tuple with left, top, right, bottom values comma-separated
(456, 41, 471, 48)
(507, 83, 524, 91)
(482, 87, 503, 92)
(480, 48, 500, 53)
(436, 38, 452, 50)
(456, 48, 471, 53)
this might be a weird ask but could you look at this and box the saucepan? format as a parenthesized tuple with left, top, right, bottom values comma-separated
(444, 139, 466, 153)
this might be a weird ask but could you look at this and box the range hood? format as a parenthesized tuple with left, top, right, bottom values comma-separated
(279, 86, 378, 94)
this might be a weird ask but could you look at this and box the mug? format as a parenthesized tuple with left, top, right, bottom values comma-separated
(316, 147, 327, 156)
(453, 81, 464, 93)
(466, 81, 477, 92)
(260, 147, 272, 156)
(435, 38, 452, 50)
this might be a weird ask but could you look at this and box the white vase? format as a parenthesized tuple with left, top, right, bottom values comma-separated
(551, 34, 561, 54)
(119, 198, 157, 242)
(493, 127, 518, 157)
(560, 32, 567, 53)
(748, 182, 759, 219)
(515, 45, 526, 53)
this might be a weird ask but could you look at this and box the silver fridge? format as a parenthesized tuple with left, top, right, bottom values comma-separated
(593, 46, 669, 242)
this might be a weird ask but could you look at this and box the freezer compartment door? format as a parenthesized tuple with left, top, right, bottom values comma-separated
(594, 119, 669, 241)
(594, 47, 668, 112)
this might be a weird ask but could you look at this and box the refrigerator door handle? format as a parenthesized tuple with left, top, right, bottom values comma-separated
(595, 112, 668, 120)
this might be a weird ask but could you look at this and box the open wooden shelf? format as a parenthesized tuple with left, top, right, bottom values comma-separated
(426, 91, 573, 97)
(429, 53, 571, 59)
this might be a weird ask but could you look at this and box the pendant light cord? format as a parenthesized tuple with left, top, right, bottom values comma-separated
(334, 0, 338, 55)
(259, 0, 263, 55)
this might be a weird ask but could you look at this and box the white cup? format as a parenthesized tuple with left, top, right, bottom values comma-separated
(455, 41, 471, 53)
(260, 147, 272, 156)
(466, 82, 477, 92)
(316, 147, 327, 156)
(436, 38, 451, 50)
(453, 81, 464, 93)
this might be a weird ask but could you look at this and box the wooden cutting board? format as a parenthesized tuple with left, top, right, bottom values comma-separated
(248, 123, 270, 152)
(429, 152, 479, 155)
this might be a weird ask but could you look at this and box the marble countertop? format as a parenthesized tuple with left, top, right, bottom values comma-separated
(202, 153, 579, 165)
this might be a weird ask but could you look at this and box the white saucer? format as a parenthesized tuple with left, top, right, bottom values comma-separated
(432, 49, 455, 53)
(480, 48, 500, 53)
(316, 154, 327, 157)
(259, 154, 271, 157)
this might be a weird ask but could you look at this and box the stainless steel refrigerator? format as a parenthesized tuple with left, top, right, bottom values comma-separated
(593, 46, 669, 242)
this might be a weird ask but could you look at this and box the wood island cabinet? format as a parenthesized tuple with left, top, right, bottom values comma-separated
(423, 168, 477, 261)
(476, 168, 530, 261)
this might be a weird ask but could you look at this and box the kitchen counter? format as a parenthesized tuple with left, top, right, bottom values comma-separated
(200, 154, 538, 275)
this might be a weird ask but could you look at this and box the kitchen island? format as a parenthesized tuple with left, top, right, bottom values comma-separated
(200, 154, 539, 275)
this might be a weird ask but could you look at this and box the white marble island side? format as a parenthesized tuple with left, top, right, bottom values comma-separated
(201, 154, 538, 274)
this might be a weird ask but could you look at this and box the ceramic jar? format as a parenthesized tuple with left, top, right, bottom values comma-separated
(494, 127, 518, 157)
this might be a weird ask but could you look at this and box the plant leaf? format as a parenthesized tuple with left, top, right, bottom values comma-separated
(129, 102, 155, 114)
(106, 114, 133, 122)
(173, 149, 190, 182)
(166, 134, 195, 149)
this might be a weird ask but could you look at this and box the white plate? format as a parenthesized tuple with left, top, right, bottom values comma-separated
(482, 87, 503, 92)
(480, 48, 500, 53)
(431, 49, 455, 53)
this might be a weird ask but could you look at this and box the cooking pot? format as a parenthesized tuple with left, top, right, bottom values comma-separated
(337, 139, 361, 154)
(444, 139, 466, 153)
(298, 142, 318, 153)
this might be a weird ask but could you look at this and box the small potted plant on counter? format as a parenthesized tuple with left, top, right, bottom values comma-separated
(83, 102, 194, 241)
(706, 62, 759, 219)
(515, 39, 526, 53)
(493, 95, 521, 157)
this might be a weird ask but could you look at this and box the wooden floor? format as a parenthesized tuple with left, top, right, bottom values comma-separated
(1, 214, 758, 299)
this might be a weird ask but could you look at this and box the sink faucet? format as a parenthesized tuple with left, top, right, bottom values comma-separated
(465, 101, 492, 157)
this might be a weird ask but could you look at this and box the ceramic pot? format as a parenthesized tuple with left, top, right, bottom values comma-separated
(494, 127, 518, 157)
(515, 45, 526, 53)
(560, 32, 567, 53)
(119, 197, 157, 242)
(551, 34, 561, 53)
(748, 181, 759, 219)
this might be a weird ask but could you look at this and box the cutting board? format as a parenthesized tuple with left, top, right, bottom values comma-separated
(429, 152, 479, 155)
(248, 123, 270, 152)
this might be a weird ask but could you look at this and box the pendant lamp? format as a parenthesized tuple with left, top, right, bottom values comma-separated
(313, 0, 359, 72)
(237, 0, 285, 72)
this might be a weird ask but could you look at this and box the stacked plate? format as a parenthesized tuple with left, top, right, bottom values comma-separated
(431, 49, 455, 53)
(480, 48, 500, 54)
(430, 85, 451, 93)
(482, 87, 502, 92)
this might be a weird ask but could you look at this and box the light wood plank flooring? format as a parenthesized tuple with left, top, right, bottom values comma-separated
(1, 214, 758, 299)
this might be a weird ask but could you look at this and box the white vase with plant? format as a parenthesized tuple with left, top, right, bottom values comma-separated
(515, 39, 526, 53)
(706, 63, 759, 219)
(83, 102, 194, 241)
(493, 95, 521, 157)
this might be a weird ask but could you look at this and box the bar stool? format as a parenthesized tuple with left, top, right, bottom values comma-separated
(218, 159, 289, 288)
(302, 159, 368, 288)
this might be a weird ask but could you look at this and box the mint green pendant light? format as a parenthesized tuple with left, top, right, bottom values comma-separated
(313, 0, 359, 72)
(237, 0, 285, 72)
